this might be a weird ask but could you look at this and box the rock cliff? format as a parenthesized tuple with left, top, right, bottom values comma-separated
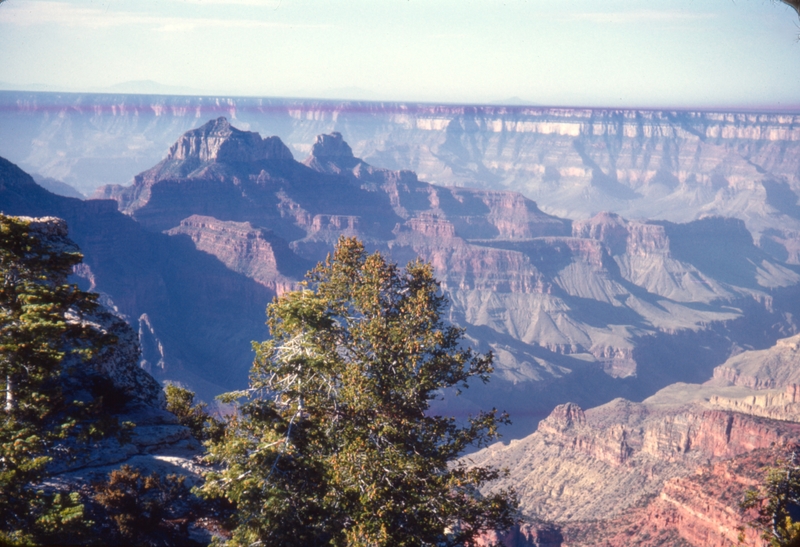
(0, 156, 272, 403)
(8, 219, 193, 472)
(472, 335, 800, 546)
(166, 215, 311, 294)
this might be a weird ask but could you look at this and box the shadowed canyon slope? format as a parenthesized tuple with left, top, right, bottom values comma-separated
(3, 91, 800, 265)
(0, 155, 272, 403)
(5, 115, 797, 437)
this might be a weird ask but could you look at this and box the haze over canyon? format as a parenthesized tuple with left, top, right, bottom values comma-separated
(1, 91, 800, 545)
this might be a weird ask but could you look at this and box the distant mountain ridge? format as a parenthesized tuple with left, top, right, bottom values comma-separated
(3, 90, 799, 248)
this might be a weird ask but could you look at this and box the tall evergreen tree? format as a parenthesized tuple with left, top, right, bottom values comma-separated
(0, 215, 107, 543)
(202, 237, 517, 546)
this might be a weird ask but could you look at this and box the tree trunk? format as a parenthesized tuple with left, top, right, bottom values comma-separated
(5, 374, 12, 412)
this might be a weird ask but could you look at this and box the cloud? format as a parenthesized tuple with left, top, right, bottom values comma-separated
(0, 1, 325, 32)
(566, 10, 715, 24)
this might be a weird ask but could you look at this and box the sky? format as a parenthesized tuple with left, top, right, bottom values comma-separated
(0, 0, 799, 109)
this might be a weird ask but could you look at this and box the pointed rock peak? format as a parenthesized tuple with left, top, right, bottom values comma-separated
(166, 117, 293, 164)
(309, 132, 355, 160)
(589, 211, 626, 226)
(541, 402, 587, 431)
(197, 116, 235, 136)
(304, 132, 361, 174)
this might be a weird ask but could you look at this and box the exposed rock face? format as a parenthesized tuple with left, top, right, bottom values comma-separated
(20, 217, 161, 407)
(76, 306, 166, 408)
(166, 116, 293, 165)
(468, 395, 800, 526)
(536, 403, 632, 466)
(19, 218, 221, 543)
(708, 384, 800, 422)
(712, 333, 800, 389)
(302, 131, 360, 174)
(12, 218, 197, 478)
(551, 448, 782, 547)
(7, 117, 800, 437)
(0, 156, 272, 403)
(479, 522, 564, 547)
(472, 336, 800, 546)
(166, 215, 311, 293)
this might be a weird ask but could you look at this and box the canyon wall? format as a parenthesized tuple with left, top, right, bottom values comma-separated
(473, 337, 800, 547)
(4, 115, 800, 438)
(3, 92, 800, 264)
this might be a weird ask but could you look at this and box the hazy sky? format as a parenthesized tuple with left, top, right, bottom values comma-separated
(0, 0, 799, 108)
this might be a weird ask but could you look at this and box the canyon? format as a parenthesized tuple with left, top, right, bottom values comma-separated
(3, 115, 800, 438)
(2, 95, 800, 545)
(3, 91, 800, 266)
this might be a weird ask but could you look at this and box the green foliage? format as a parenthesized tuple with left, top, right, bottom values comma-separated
(0, 215, 115, 542)
(165, 384, 224, 442)
(34, 491, 91, 543)
(202, 237, 518, 546)
(91, 464, 197, 546)
(741, 452, 800, 546)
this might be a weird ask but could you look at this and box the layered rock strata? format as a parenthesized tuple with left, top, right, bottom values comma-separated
(472, 336, 800, 546)
(85, 119, 800, 435)
(6, 116, 800, 437)
(5, 92, 800, 264)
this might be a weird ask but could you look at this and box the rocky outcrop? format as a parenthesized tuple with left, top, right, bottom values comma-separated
(712, 333, 800, 389)
(8, 217, 197, 479)
(15, 217, 215, 543)
(165, 116, 293, 165)
(569, 448, 781, 547)
(166, 215, 310, 293)
(536, 403, 632, 466)
(709, 384, 800, 422)
(469, 374, 800, 526)
(471, 334, 800, 546)
(0, 156, 273, 403)
(302, 131, 361, 174)
(478, 522, 564, 547)
(641, 410, 800, 461)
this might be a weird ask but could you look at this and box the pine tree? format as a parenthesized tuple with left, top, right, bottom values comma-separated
(741, 452, 800, 547)
(0, 215, 107, 543)
(202, 237, 517, 546)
